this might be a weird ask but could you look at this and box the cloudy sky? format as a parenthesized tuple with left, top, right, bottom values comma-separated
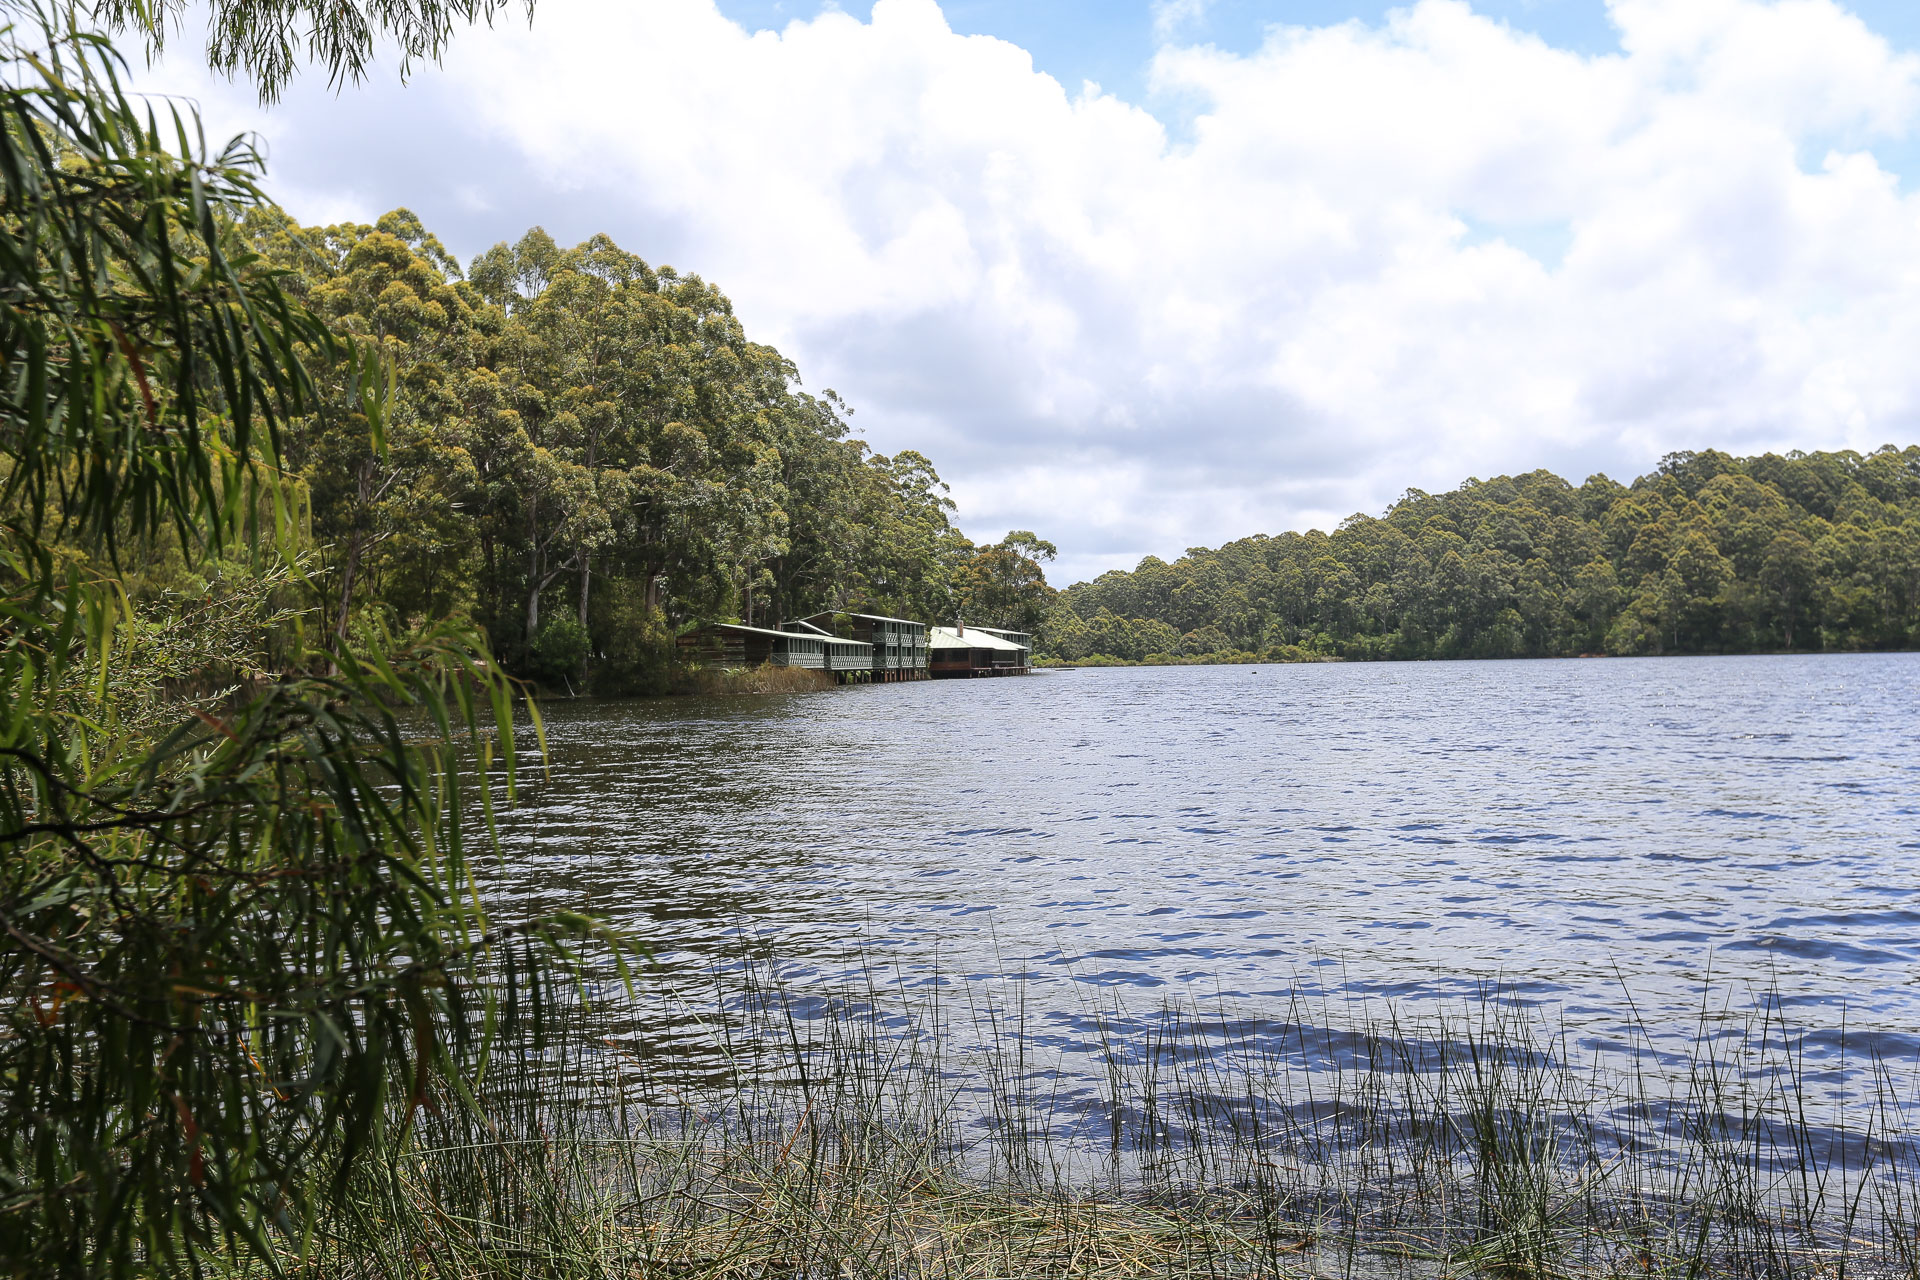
(136, 0, 1920, 584)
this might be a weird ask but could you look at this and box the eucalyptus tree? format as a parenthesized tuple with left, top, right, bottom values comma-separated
(0, 3, 607, 1275)
(755, 389, 862, 626)
(396, 221, 987, 673)
(97, 0, 531, 100)
(953, 532, 1057, 632)
(472, 230, 785, 646)
(861, 449, 974, 622)
(243, 207, 496, 636)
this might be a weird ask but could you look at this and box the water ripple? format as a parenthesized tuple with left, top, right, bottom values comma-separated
(490, 653, 1920, 1065)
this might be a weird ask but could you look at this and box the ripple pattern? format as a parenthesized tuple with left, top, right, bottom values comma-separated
(491, 653, 1920, 1058)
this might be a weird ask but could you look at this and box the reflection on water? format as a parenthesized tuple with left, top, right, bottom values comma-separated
(490, 653, 1920, 1067)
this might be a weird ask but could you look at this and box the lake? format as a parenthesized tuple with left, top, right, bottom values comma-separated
(491, 653, 1920, 1072)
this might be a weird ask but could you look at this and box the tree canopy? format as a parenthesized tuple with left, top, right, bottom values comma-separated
(0, 7, 603, 1274)
(238, 210, 1003, 690)
(1043, 449, 1920, 663)
(100, 0, 530, 100)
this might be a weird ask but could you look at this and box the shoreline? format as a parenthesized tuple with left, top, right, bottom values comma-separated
(1036, 645, 1906, 669)
(306, 956, 1920, 1280)
(524, 645, 1917, 698)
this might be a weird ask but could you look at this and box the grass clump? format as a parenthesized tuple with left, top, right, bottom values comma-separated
(677, 664, 837, 695)
(248, 957, 1920, 1280)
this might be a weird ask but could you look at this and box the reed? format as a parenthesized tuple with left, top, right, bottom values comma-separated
(254, 956, 1920, 1280)
(678, 665, 837, 695)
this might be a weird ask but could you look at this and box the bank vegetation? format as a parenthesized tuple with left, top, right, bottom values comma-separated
(1041, 449, 1920, 664)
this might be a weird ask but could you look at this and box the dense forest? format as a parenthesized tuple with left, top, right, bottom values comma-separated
(157, 209, 1059, 691)
(129, 207, 1920, 678)
(1042, 448, 1920, 663)
(253, 229, 1920, 677)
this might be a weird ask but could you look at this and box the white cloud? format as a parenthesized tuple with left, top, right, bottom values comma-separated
(1152, 0, 1214, 42)
(136, 0, 1920, 584)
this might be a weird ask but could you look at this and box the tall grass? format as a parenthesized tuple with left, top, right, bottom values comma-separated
(265, 955, 1920, 1280)
(678, 665, 837, 695)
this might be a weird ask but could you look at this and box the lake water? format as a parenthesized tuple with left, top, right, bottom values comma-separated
(492, 653, 1920, 1072)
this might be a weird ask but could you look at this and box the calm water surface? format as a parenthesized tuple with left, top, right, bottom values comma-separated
(493, 654, 1920, 1063)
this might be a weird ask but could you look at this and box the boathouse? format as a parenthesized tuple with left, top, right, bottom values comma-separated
(964, 626, 1033, 663)
(676, 622, 830, 670)
(780, 620, 879, 681)
(928, 625, 1030, 677)
(799, 612, 930, 681)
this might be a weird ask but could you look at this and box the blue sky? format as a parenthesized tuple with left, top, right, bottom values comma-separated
(719, 1, 1619, 106)
(717, 1, 1920, 94)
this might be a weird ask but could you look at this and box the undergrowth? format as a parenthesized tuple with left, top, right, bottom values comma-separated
(676, 664, 837, 695)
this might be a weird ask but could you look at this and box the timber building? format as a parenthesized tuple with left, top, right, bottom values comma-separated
(678, 616, 1028, 683)
(780, 619, 888, 680)
(928, 625, 1031, 677)
(676, 623, 837, 671)
(965, 626, 1032, 652)
(798, 612, 931, 681)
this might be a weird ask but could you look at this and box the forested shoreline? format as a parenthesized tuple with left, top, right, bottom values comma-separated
(145, 208, 1058, 692)
(177, 213, 1920, 682)
(1040, 448, 1920, 664)
(157, 209, 1920, 684)
(250, 230, 1920, 682)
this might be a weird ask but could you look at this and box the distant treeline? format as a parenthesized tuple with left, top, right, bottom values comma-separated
(143, 207, 1920, 679)
(168, 209, 1058, 691)
(1042, 448, 1920, 662)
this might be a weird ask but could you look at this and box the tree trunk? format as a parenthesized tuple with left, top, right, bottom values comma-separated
(577, 550, 593, 683)
(525, 491, 544, 638)
(527, 541, 542, 638)
(334, 458, 375, 644)
(334, 535, 362, 644)
(479, 528, 497, 632)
